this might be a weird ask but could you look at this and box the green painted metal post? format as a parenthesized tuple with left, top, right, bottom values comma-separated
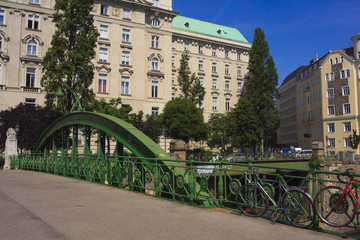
(218, 156, 224, 208)
(114, 141, 123, 188)
(98, 131, 106, 184)
(188, 155, 195, 206)
(84, 126, 91, 181)
(72, 126, 79, 179)
(52, 138, 58, 175)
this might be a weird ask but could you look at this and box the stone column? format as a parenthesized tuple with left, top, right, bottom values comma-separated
(4, 128, 18, 170)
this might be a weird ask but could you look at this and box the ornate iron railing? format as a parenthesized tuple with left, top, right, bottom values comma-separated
(10, 153, 360, 237)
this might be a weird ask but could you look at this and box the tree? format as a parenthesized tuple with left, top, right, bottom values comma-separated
(41, 0, 99, 114)
(207, 113, 232, 153)
(0, 104, 59, 152)
(243, 28, 280, 150)
(177, 52, 205, 106)
(88, 97, 133, 120)
(349, 130, 360, 150)
(228, 98, 261, 152)
(161, 98, 207, 144)
(129, 111, 163, 143)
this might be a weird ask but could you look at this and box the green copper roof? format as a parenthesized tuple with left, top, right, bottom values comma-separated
(172, 16, 249, 44)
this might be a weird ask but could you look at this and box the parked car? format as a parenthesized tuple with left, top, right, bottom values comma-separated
(295, 150, 312, 159)
(224, 152, 246, 162)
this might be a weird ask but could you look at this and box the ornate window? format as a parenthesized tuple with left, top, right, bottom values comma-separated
(122, 51, 130, 65)
(122, 29, 130, 42)
(27, 40, 37, 55)
(99, 48, 108, 62)
(26, 67, 36, 87)
(123, 9, 130, 19)
(0, 10, 4, 25)
(151, 81, 158, 98)
(100, 25, 108, 39)
(152, 58, 159, 70)
(212, 97, 217, 110)
(225, 98, 230, 111)
(151, 18, 160, 27)
(121, 76, 130, 95)
(151, 36, 159, 49)
(98, 74, 107, 93)
(27, 14, 39, 29)
(101, 5, 109, 15)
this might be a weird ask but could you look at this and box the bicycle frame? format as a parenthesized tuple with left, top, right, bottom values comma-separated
(247, 170, 302, 212)
(336, 178, 360, 207)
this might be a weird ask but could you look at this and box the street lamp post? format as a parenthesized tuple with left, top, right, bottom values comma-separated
(55, 81, 83, 113)
(325, 135, 329, 157)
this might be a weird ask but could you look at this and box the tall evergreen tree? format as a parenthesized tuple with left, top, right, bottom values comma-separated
(41, 0, 99, 114)
(244, 28, 280, 150)
(177, 52, 205, 106)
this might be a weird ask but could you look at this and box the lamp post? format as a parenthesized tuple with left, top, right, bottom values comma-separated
(55, 81, 83, 113)
(325, 135, 329, 157)
(15, 123, 20, 155)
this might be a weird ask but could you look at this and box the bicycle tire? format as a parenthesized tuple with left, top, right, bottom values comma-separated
(314, 186, 356, 227)
(235, 184, 268, 217)
(281, 189, 315, 228)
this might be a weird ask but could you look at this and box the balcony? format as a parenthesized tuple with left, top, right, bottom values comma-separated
(21, 86, 41, 93)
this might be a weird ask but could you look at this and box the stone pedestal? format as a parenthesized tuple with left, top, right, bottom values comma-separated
(169, 139, 187, 166)
(4, 128, 17, 170)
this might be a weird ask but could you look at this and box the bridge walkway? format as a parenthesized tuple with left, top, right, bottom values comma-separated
(0, 171, 339, 240)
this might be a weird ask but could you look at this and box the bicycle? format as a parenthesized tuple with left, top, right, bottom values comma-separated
(235, 167, 315, 228)
(314, 168, 360, 227)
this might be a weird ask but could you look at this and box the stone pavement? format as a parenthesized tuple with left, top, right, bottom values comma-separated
(0, 170, 341, 240)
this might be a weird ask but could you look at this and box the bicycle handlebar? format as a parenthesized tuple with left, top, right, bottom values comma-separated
(337, 168, 355, 183)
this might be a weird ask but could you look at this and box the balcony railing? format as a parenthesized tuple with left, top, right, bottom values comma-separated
(21, 86, 41, 93)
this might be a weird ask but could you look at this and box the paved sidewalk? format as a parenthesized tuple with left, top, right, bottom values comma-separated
(0, 170, 340, 240)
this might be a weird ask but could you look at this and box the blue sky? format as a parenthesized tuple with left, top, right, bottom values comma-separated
(173, 0, 360, 86)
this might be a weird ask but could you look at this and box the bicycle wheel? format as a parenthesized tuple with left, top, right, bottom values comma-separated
(314, 186, 356, 227)
(235, 184, 268, 217)
(281, 189, 315, 228)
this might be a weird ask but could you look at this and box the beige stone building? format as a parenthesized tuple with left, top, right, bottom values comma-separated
(277, 66, 306, 147)
(278, 33, 360, 154)
(0, 0, 251, 122)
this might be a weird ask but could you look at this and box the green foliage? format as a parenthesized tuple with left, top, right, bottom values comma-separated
(241, 28, 280, 149)
(228, 98, 261, 151)
(207, 113, 232, 153)
(161, 98, 207, 143)
(88, 98, 133, 120)
(0, 103, 60, 152)
(41, 0, 99, 114)
(349, 130, 360, 149)
(177, 52, 205, 106)
(186, 148, 213, 161)
(129, 111, 163, 143)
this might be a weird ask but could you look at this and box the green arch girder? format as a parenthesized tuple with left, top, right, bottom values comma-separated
(34, 111, 171, 160)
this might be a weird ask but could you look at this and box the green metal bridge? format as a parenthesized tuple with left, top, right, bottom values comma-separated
(9, 111, 360, 238)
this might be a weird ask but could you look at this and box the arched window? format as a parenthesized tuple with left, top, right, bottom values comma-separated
(27, 40, 37, 55)
(151, 18, 160, 27)
(152, 58, 159, 70)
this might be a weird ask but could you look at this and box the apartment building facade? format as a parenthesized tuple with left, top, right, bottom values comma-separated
(278, 32, 360, 154)
(0, 0, 251, 121)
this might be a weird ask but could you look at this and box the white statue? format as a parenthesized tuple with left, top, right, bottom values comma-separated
(4, 128, 18, 170)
